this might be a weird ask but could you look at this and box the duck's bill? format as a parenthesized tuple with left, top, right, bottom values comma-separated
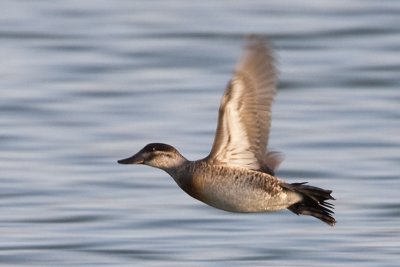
(117, 154, 144, 164)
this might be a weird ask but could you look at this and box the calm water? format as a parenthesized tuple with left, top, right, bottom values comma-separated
(1, 0, 400, 266)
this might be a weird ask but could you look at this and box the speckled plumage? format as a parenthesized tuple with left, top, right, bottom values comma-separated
(171, 161, 302, 213)
(118, 37, 336, 226)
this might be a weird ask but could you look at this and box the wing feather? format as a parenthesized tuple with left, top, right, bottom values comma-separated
(206, 36, 278, 170)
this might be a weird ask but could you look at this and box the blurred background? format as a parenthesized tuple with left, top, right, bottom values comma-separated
(1, 0, 399, 266)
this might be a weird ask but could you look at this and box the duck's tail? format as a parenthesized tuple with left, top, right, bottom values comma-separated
(283, 182, 336, 226)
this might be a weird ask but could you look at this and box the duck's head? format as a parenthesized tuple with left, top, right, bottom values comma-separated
(118, 143, 186, 170)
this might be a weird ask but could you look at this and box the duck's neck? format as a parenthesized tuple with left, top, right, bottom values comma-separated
(163, 157, 190, 178)
(164, 158, 195, 192)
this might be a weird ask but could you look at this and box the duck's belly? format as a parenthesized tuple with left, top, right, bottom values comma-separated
(193, 174, 301, 213)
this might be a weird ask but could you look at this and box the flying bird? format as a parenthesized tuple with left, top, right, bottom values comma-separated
(118, 37, 336, 226)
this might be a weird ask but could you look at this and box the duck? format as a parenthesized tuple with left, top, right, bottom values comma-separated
(118, 36, 336, 226)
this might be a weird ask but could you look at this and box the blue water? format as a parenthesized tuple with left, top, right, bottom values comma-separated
(1, 0, 400, 266)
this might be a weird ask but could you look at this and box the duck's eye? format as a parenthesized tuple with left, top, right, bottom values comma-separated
(152, 147, 156, 151)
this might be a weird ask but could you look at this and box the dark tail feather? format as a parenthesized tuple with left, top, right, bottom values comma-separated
(283, 182, 336, 226)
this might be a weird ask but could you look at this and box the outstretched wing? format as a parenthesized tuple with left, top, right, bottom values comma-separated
(206, 36, 279, 171)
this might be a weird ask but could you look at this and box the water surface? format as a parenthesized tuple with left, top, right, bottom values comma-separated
(1, 0, 400, 266)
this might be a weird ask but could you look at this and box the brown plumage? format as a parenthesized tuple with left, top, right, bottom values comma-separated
(118, 37, 336, 226)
